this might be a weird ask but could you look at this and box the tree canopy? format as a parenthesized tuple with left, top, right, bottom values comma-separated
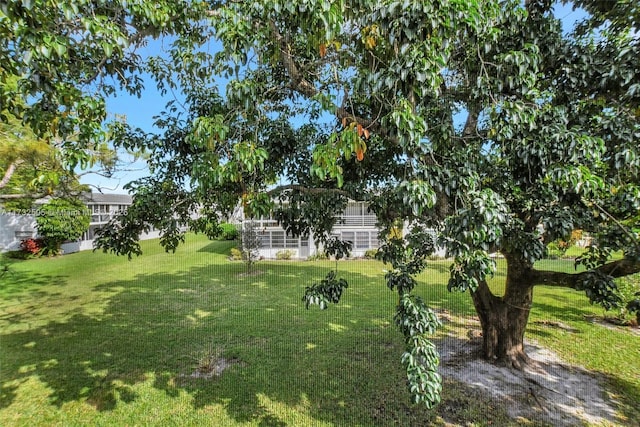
(0, 0, 208, 167)
(34, 197, 91, 255)
(0, 110, 122, 207)
(0, 113, 87, 208)
(3, 0, 639, 408)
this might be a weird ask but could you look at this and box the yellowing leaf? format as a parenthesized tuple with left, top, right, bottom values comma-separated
(319, 43, 327, 58)
(365, 36, 377, 50)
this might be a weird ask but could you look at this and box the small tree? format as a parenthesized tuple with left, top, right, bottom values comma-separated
(35, 198, 90, 255)
(239, 221, 262, 273)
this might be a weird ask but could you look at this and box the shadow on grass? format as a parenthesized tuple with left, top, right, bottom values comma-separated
(530, 301, 596, 325)
(0, 266, 70, 326)
(197, 240, 236, 255)
(1, 254, 638, 426)
(0, 261, 441, 425)
(607, 376, 640, 423)
(0, 267, 68, 296)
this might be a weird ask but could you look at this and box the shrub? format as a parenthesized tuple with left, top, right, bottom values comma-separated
(4, 250, 31, 260)
(616, 274, 640, 324)
(364, 249, 378, 259)
(219, 223, 239, 240)
(20, 238, 45, 257)
(307, 251, 328, 261)
(546, 230, 583, 259)
(627, 294, 640, 326)
(545, 242, 562, 259)
(276, 249, 295, 260)
(229, 247, 243, 260)
(35, 198, 90, 255)
(558, 229, 583, 252)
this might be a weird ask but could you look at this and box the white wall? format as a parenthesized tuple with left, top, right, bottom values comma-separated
(1, 213, 163, 254)
(0, 213, 37, 252)
(61, 229, 163, 253)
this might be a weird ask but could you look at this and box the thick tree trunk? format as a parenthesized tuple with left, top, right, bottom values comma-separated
(470, 256, 534, 369)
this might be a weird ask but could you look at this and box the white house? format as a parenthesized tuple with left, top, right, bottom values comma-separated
(0, 193, 160, 254)
(61, 193, 123, 252)
(2, 194, 443, 258)
(240, 200, 382, 259)
(239, 197, 450, 260)
(0, 209, 38, 252)
(66, 192, 162, 252)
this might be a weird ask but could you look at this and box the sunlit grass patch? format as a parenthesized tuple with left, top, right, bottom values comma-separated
(1, 234, 638, 426)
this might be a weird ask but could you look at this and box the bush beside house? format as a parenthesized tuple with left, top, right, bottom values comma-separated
(35, 198, 90, 255)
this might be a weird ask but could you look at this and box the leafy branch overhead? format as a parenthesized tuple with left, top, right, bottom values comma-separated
(3, 0, 640, 410)
(303, 270, 349, 310)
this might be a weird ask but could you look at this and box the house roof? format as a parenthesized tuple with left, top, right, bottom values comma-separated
(81, 192, 133, 205)
(33, 192, 133, 206)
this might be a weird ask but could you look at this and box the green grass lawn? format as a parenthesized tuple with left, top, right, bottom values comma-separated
(1, 235, 638, 426)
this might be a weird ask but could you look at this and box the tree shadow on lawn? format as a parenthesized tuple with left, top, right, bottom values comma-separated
(436, 334, 627, 427)
(0, 262, 443, 425)
(0, 267, 68, 296)
(530, 300, 602, 326)
(197, 240, 236, 255)
(0, 268, 70, 326)
(528, 300, 640, 423)
(1, 260, 637, 426)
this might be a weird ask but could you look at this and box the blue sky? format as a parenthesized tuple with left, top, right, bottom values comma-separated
(81, 40, 186, 193)
(83, 79, 173, 193)
(80, 3, 586, 193)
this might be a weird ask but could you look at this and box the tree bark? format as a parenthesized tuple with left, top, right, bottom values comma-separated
(0, 160, 23, 190)
(470, 251, 640, 369)
(470, 255, 534, 369)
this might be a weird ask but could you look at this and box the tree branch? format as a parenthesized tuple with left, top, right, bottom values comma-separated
(267, 184, 350, 197)
(462, 105, 480, 139)
(268, 21, 390, 140)
(531, 258, 640, 289)
(0, 192, 47, 200)
(270, 21, 318, 98)
(0, 160, 23, 190)
(335, 107, 383, 133)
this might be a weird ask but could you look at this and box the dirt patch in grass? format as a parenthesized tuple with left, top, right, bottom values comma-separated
(437, 333, 619, 427)
(531, 319, 580, 333)
(190, 356, 243, 379)
(181, 350, 245, 380)
(583, 314, 640, 335)
(237, 270, 264, 278)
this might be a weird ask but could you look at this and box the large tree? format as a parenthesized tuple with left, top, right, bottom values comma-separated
(0, 0, 208, 166)
(1, 1, 201, 203)
(4, 0, 640, 408)
(0, 113, 100, 208)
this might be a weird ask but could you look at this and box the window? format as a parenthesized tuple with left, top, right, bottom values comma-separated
(258, 231, 270, 247)
(271, 231, 285, 248)
(286, 234, 299, 248)
(345, 203, 362, 216)
(356, 232, 370, 249)
(257, 230, 301, 249)
(341, 231, 355, 245)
